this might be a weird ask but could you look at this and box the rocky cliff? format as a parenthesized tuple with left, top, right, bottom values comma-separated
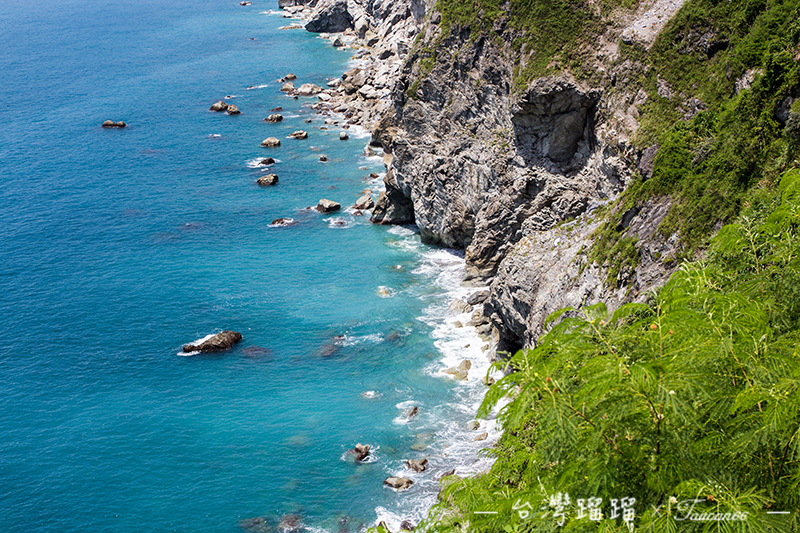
(295, 0, 688, 352)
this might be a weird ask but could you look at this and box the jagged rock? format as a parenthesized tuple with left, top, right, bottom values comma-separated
(353, 443, 370, 461)
(339, 131, 349, 140)
(447, 299, 472, 315)
(305, 0, 353, 33)
(331, 35, 343, 47)
(353, 195, 374, 210)
(260, 157, 275, 165)
(327, 78, 343, 87)
(384, 476, 413, 490)
(406, 458, 428, 472)
(257, 174, 279, 186)
(261, 137, 281, 147)
(297, 83, 323, 96)
(209, 100, 228, 112)
(439, 468, 456, 479)
(639, 144, 659, 180)
(342, 68, 368, 95)
(399, 520, 415, 532)
(226, 104, 240, 115)
(265, 114, 283, 123)
(316, 199, 341, 213)
(182, 331, 242, 353)
(363, 145, 376, 157)
(288, 130, 308, 139)
(473, 432, 488, 441)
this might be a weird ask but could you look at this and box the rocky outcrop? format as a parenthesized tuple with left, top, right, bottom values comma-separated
(384, 476, 413, 490)
(305, 0, 353, 33)
(265, 114, 284, 123)
(261, 137, 281, 147)
(316, 199, 341, 213)
(353, 443, 370, 461)
(102, 120, 126, 128)
(209, 101, 228, 112)
(226, 104, 241, 115)
(257, 174, 279, 186)
(182, 331, 242, 353)
(406, 458, 428, 472)
(353, 195, 374, 210)
(288, 130, 308, 139)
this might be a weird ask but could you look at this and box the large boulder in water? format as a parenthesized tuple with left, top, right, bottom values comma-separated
(226, 104, 241, 115)
(209, 100, 229, 112)
(305, 0, 353, 33)
(406, 458, 428, 472)
(353, 195, 374, 210)
(296, 84, 323, 96)
(261, 137, 281, 147)
(288, 130, 308, 139)
(316, 199, 341, 213)
(183, 331, 242, 353)
(102, 120, 126, 128)
(265, 114, 283, 123)
(353, 443, 370, 461)
(257, 174, 279, 186)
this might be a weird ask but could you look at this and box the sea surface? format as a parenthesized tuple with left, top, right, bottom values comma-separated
(0, 1, 500, 532)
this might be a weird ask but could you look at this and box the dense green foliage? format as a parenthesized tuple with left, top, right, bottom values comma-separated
(419, 169, 800, 531)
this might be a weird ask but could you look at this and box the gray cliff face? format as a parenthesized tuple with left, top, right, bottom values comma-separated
(374, 26, 632, 282)
(293, 0, 681, 351)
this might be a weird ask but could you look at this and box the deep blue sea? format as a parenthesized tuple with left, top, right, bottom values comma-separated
(0, 1, 502, 532)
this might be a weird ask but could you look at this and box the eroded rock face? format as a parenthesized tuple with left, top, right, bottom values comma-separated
(305, 0, 353, 33)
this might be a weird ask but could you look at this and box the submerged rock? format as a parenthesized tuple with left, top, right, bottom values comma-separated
(277, 514, 304, 533)
(238, 516, 271, 533)
(183, 330, 242, 353)
(384, 476, 413, 490)
(257, 174, 279, 186)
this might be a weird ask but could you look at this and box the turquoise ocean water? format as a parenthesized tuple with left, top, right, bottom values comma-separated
(0, 1, 500, 531)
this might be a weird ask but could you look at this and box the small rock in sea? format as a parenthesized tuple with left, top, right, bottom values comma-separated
(339, 131, 349, 140)
(182, 330, 242, 353)
(331, 35, 344, 47)
(316, 199, 341, 213)
(466, 290, 490, 305)
(406, 458, 428, 473)
(304, 118, 313, 123)
(226, 104, 241, 115)
(443, 359, 471, 380)
(439, 468, 456, 479)
(270, 106, 283, 112)
(101, 120, 126, 128)
(239, 516, 271, 533)
(405, 406, 419, 419)
(277, 514, 304, 533)
(261, 137, 281, 147)
(281, 81, 295, 92)
(260, 157, 275, 165)
(353, 210, 363, 216)
(353, 195, 374, 210)
(352, 443, 370, 462)
(285, 73, 297, 80)
(473, 432, 488, 441)
(369, 172, 379, 179)
(257, 174, 278, 186)
(360, 390, 380, 399)
(384, 477, 413, 490)
(209, 100, 229, 112)
(400, 520, 415, 532)
(320, 127, 329, 131)
(271, 217, 296, 227)
(265, 113, 283, 123)
(364, 146, 376, 157)
(239, 1, 252, 5)
(467, 420, 480, 431)
(288, 130, 308, 139)
(319, 155, 328, 162)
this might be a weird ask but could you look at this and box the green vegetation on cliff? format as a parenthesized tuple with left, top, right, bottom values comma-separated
(420, 168, 800, 532)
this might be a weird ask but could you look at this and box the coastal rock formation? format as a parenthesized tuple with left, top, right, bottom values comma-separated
(384, 476, 413, 490)
(182, 330, 242, 353)
(353, 443, 370, 461)
(265, 114, 284, 123)
(257, 174, 279, 186)
(296, 83, 323, 96)
(261, 137, 281, 147)
(316, 199, 341, 213)
(226, 104, 241, 115)
(305, 0, 353, 33)
(339, 131, 349, 140)
(288, 130, 308, 139)
(209, 100, 228, 112)
(271, 217, 296, 226)
(101, 120, 126, 128)
(260, 157, 276, 165)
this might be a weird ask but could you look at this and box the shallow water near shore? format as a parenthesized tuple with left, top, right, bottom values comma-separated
(0, 1, 500, 532)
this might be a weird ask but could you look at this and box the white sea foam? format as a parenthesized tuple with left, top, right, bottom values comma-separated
(246, 84, 269, 90)
(176, 333, 217, 356)
(360, 390, 381, 399)
(376, 286, 395, 298)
